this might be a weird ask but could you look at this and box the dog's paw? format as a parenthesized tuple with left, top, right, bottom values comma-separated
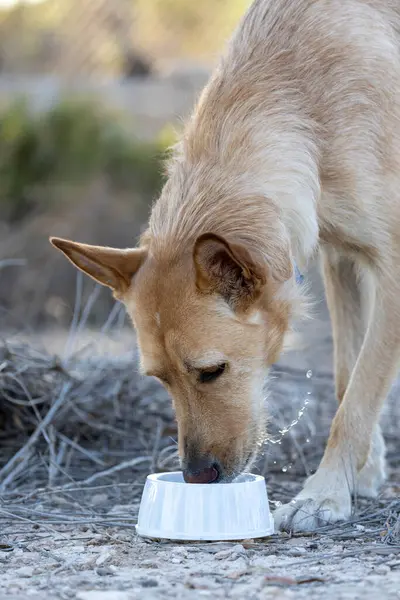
(274, 494, 351, 532)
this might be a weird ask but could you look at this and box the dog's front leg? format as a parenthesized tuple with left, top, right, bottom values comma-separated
(274, 271, 399, 532)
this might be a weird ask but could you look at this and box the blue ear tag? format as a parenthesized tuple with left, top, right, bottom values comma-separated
(294, 263, 304, 285)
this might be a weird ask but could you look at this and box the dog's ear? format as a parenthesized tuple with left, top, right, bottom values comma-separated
(50, 237, 146, 295)
(193, 233, 268, 310)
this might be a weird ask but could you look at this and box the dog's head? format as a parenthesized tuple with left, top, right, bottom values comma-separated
(50, 231, 294, 482)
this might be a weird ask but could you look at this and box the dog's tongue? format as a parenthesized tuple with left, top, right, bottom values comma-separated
(184, 467, 219, 484)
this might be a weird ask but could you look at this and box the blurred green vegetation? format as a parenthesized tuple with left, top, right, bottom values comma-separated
(0, 1, 252, 75)
(0, 99, 172, 222)
(135, 0, 252, 63)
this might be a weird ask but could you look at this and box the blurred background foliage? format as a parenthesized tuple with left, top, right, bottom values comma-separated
(0, 0, 251, 76)
(0, 99, 170, 223)
(0, 0, 250, 328)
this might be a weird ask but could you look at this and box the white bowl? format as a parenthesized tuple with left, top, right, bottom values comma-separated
(136, 471, 274, 541)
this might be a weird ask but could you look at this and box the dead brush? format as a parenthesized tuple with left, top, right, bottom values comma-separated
(0, 282, 398, 541)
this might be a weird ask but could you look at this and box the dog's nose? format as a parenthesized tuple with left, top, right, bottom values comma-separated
(183, 461, 220, 484)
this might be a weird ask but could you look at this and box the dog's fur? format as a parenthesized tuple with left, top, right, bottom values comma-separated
(51, 0, 400, 531)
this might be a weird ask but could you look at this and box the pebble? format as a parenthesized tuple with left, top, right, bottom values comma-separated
(225, 557, 248, 573)
(373, 564, 391, 575)
(231, 544, 246, 554)
(201, 543, 239, 554)
(90, 493, 109, 506)
(287, 546, 307, 557)
(215, 544, 245, 560)
(108, 504, 137, 515)
(16, 566, 34, 578)
(96, 566, 115, 576)
(307, 542, 319, 551)
(139, 578, 159, 588)
(172, 547, 188, 557)
(140, 559, 161, 569)
(95, 551, 113, 566)
(252, 555, 277, 569)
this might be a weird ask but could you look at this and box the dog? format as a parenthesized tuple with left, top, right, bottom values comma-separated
(50, 0, 400, 532)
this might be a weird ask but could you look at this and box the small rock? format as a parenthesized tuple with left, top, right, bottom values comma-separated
(171, 557, 183, 564)
(231, 544, 246, 554)
(108, 504, 137, 515)
(215, 544, 245, 560)
(287, 547, 307, 557)
(95, 551, 113, 566)
(172, 547, 188, 557)
(91, 493, 109, 506)
(307, 542, 319, 550)
(140, 559, 161, 569)
(16, 566, 34, 578)
(286, 537, 308, 546)
(96, 566, 115, 576)
(225, 557, 248, 573)
(374, 564, 391, 575)
(196, 543, 234, 554)
(69, 545, 85, 554)
(139, 578, 159, 588)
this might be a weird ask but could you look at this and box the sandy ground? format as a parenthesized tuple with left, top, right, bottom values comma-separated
(1, 263, 399, 599)
(1, 522, 400, 600)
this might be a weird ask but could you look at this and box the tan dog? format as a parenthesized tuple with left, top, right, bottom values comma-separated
(51, 0, 400, 531)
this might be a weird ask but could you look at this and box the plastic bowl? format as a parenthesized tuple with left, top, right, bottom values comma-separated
(136, 471, 274, 541)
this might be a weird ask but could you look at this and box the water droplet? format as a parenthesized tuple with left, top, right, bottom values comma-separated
(275, 501, 282, 507)
(306, 370, 313, 378)
(282, 466, 287, 472)
(306, 438, 310, 443)
(307, 391, 312, 395)
(273, 461, 277, 464)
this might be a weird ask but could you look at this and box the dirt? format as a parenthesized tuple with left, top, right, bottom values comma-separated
(1, 521, 400, 600)
(1, 263, 399, 599)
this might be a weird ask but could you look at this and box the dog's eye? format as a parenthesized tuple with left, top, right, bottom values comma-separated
(199, 363, 226, 384)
